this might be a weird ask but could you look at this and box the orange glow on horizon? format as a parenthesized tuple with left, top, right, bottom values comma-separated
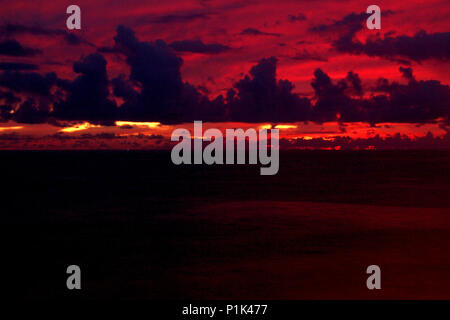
(0, 126, 23, 132)
(60, 122, 102, 133)
(115, 121, 161, 129)
(275, 124, 298, 129)
(0, 120, 447, 150)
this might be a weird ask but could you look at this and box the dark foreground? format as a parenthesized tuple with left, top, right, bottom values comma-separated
(1, 150, 450, 299)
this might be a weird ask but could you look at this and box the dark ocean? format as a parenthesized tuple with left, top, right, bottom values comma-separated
(2, 150, 450, 299)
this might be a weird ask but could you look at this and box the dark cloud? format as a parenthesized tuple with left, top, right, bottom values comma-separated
(399, 66, 414, 81)
(311, 68, 357, 122)
(111, 75, 139, 104)
(296, 40, 313, 45)
(0, 24, 90, 46)
(0, 71, 57, 95)
(291, 50, 327, 62)
(150, 13, 209, 24)
(0, 104, 13, 122)
(97, 46, 122, 54)
(1, 23, 55, 36)
(313, 12, 449, 62)
(369, 68, 450, 123)
(64, 33, 85, 46)
(53, 53, 117, 123)
(240, 28, 281, 37)
(308, 67, 450, 124)
(169, 40, 230, 54)
(1, 25, 447, 127)
(302, 65, 450, 124)
(227, 57, 311, 122)
(345, 71, 363, 96)
(0, 92, 15, 122)
(0, 26, 226, 124)
(13, 98, 48, 124)
(0, 62, 38, 71)
(288, 13, 307, 23)
(0, 89, 20, 104)
(0, 71, 57, 123)
(112, 25, 224, 122)
(0, 39, 41, 57)
(335, 30, 450, 62)
(0, 65, 58, 124)
(310, 12, 367, 35)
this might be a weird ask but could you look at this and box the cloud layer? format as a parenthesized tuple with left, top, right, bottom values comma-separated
(0, 25, 449, 127)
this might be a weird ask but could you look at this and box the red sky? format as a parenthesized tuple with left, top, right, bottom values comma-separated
(0, 0, 449, 149)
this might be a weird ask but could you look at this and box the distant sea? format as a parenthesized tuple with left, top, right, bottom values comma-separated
(2, 150, 450, 299)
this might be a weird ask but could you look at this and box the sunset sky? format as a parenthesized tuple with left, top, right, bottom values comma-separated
(0, 0, 449, 149)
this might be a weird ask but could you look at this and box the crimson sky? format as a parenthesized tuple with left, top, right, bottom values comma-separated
(0, 0, 449, 149)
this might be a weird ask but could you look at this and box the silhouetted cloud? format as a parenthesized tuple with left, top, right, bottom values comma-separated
(309, 67, 450, 124)
(0, 25, 448, 127)
(227, 57, 311, 122)
(13, 98, 48, 124)
(0, 39, 41, 57)
(370, 69, 450, 123)
(0, 62, 38, 71)
(0, 89, 20, 104)
(288, 13, 306, 22)
(335, 30, 450, 62)
(399, 66, 414, 81)
(53, 53, 117, 124)
(0, 71, 57, 95)
(312, 12, 449, 62)
(112, 25, 224, 122)
(169, 40, 231, 54)
(310, 12, 367, 35)
(311, 68, 356, 122)
(0, 24, 90, 46)
(240, 28, 280, 37)
(150, 13, 209, 24)
(0, 89, 18, 121)
(291, 50, 327, 62)
(346, 71, 363, 95)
